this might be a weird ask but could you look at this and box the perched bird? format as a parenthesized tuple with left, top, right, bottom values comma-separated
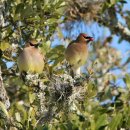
(17, 39, 44, 75)
(65, 33, 93, 77)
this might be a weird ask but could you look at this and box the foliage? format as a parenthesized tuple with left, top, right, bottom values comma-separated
(0, 0, 130, 130)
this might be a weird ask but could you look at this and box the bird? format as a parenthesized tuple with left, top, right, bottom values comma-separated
(17, 39, 44, 75)
(65, 33, 93, 77)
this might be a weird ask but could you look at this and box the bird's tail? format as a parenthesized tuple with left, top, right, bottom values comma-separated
(66, 63, 81, 78)
(70, 66, 81, 78)
(72, 67, 81, 77)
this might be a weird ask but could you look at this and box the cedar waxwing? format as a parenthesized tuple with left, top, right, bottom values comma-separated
(65, 33, 93, 76)
(17, 39, 44, 74)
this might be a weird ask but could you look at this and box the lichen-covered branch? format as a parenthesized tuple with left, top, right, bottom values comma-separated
(116, 22, 130, 41)
(0, 66, 10, 109)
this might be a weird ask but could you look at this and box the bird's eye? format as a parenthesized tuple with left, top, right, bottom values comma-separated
(29, 42, 35, 46)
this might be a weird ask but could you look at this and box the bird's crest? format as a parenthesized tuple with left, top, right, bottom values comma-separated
(77, 33, 94, 42)
(25, 39, 39, 47)
(80, 33, 88, 38)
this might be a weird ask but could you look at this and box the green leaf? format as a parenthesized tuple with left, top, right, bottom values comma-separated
(29, 92, 36, 104)
(21, 4, 34, 18)
(15, 103, 28, 123)
(46, 18, 59, 24)
(86, 82, 97, 98)
(40, 41, 51, 54)
(110, 0, 120, 5)
(108, 113, 122, 130)
(123, 74, 130, 90)
(15, 3, 24, 14)
(15, 112, 21, 122)
(0, 41, 11, 51)
(0, 101, 9, 119)
(95, 114, 108, 130)
(55, 0, 65, 9)
(90, 117, 96, 130)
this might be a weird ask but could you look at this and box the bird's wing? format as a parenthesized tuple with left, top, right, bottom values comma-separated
(67, 40, 76, 46)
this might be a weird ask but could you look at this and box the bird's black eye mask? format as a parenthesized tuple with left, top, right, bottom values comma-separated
(29, 42, 39, 48)
(83, 36, 94, 43)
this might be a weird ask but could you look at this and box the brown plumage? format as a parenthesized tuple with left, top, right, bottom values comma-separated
(65, 33, 93, 76)
(17, 39, 44, 74)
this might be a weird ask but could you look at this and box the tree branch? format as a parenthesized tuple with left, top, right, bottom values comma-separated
(116, 22, 130, 41)
(0, 66, 10, 109)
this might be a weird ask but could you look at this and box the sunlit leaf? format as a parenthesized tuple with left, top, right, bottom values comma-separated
(40, 41, 51, 55)
(108, 113, 122, 130)
(123, 74, 130, 90)
(95, 114, 108, 129)
(0, 101, 9, 119)
(29, 92, 36, 104)
(15, 112, 21, 122)
(0, 41, 11, 51)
